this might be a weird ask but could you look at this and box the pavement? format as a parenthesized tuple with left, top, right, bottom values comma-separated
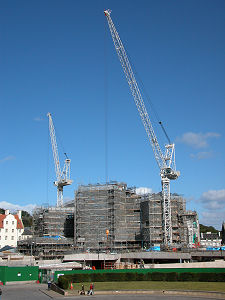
(42, 286, 225, 299)
(1, 283, 225, 299)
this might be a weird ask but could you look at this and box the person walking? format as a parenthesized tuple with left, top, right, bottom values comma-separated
(0, 286, 2, 300)
(80, 284, 85, 295)
(89, 283, 94, 295)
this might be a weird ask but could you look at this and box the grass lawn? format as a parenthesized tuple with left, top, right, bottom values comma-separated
(69, 281, 225, 293)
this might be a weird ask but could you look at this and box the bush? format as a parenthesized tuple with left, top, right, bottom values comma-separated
(165, 272, 178, 281)
(91, 273, 104, 282)
(57, 270, 225, 288)
(58, 276, 70, 289)
(151, 272, 166, 281)
(179, 272, 194, 281)
(214, 273, 225, 282)
(125, 272, 136, 281)
(136, 273, 145, 281)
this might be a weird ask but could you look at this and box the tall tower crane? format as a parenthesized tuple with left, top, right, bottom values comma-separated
(104, 10, 180, 245)
(47, 113, 73, 207)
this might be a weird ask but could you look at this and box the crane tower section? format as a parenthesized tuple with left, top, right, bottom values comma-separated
(104, 9, 180, 245)
(47, 113, 73, 207)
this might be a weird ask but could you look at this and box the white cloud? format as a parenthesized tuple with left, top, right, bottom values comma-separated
(198, 189, 225, 229)
(190, 151, 213, 160)
(200, 211, 225, 230)
(177, 132, 220, 148)
(136, 187, 153, 195)
(0, 201, 36, 214)
(200, 189, 225, 210)
(0, 156, 15, 163)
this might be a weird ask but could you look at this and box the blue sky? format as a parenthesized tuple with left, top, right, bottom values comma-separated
(0, 0, 224, 229)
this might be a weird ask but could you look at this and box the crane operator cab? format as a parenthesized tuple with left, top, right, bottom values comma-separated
(162, 168, 180, 180)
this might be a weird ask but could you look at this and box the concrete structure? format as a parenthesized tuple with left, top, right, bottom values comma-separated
(140, 193, 200, 248)
(0, 210, 24, 248)
(75, 182, 141, 251)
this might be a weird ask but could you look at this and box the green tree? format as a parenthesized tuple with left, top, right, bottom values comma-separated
(200, 224, 218, 233)
(21, 210, 33, 227)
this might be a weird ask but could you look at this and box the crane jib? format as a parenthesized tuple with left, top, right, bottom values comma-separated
(104, 9, 180, 246)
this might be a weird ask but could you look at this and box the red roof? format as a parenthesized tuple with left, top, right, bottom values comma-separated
(0, 215, 6, 228)
(14, 215, 24, 229)
(0, 213, 23, 229)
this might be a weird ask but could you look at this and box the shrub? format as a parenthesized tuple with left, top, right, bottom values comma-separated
(198, 273, 214, 282)
(214, 273, 225, 282)
(136, 273, 145, 281)
(165, 272, 178, 281)
(91, 273, 104, 282)
(58, 276, 70, 289)
(179, 272, 194, 281)
(151, 272, 166, 281)
(125, 272, 136, 281)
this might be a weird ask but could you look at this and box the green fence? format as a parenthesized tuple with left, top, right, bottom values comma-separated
(54, 268, 225, 282)
(0, 266, 39, 285)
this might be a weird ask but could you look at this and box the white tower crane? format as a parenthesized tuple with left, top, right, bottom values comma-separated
(104, 9, 180, 246)
(47, 113, 73, 207)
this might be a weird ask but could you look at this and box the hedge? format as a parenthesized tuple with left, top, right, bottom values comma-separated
(57, 271, 225, 288)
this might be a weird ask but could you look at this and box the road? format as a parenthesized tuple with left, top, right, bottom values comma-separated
(1, 283, 221, 300)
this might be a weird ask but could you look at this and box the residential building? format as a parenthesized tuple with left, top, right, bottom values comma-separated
(0, 210, 24, 248)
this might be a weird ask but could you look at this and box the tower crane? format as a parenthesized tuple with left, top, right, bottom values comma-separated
(104, 10, 180, 246)
(47, 113, 73, 207)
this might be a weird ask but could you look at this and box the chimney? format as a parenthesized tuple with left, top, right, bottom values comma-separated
(5, 209, 9, 216)
(17, 210, 22, 219)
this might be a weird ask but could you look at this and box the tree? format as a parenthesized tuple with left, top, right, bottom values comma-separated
(21, 210, 33, 228)
(0, 208, 5, 214)
(200, 224, 219, 234)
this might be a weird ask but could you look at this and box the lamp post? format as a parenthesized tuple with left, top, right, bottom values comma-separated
(30, 241, 34, 265)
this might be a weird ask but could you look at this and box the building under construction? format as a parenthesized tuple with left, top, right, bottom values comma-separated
(33, 205, 74, 238)
(32, 182, 199, 252)
(74, 182, 141, 251)
(140, 193, 199, 248)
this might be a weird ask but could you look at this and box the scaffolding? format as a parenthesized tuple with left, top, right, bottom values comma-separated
(75, 182, 141, 251)
(17, 236, 74, 260)
(33, 206, 75, 238)
(140, 193, 197, 247)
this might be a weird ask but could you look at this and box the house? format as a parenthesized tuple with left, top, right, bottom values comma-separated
(0, 210, 24, 248)
(21, 228, 33, 240)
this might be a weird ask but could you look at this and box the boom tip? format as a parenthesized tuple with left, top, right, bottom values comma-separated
(104, 9, 111, 16)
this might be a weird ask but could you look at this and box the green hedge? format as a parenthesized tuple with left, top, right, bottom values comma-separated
(57, 271, 225, 288)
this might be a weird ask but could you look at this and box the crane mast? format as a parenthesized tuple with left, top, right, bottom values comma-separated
(104, 9, 180, 245)
(47, 113, 73, 207)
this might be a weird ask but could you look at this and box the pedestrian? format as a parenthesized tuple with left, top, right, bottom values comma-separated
(89, 282, 94, 295)
(0, 286, 2, 300)
(47, 280, 51, 291)
(80, 284, 85, 295)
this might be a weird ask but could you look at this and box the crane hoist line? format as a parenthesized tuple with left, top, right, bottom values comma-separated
(47, 113, 73, 207)
(104, 9, 180, 246)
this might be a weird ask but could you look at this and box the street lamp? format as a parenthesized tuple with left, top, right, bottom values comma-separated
(30, 241, 34, 265)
